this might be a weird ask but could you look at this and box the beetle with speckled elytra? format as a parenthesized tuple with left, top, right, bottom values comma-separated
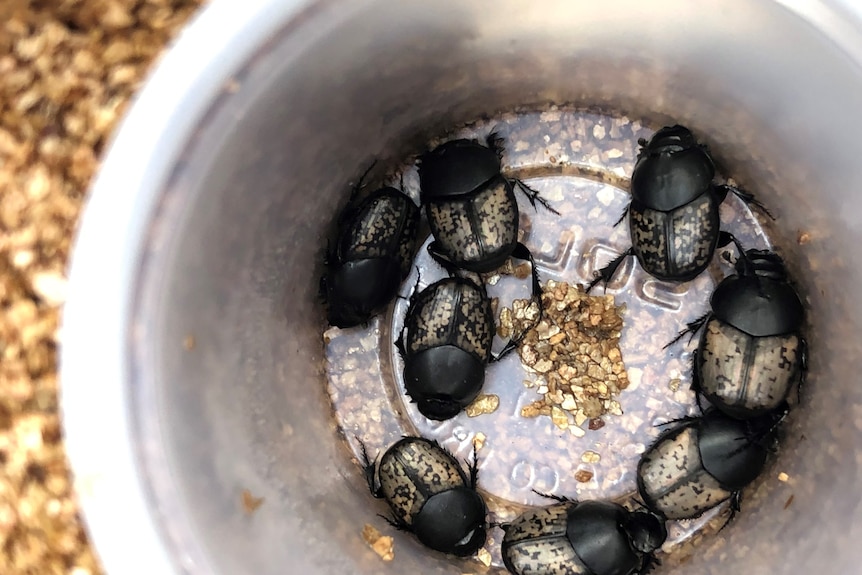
(360, 436, 488, 557)
(320, 165, 420, 328)
(667, 249, 807, 420)
(637, 409, 783, 524)
(418, 132, 557, 317)
(397, 274, 516, 421)
(501, 497, 666, 575)
(587, 125, 773, 292)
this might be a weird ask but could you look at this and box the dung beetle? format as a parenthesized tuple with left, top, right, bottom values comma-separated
(637, 409, 783, 522)
(418, 133, 557, 310)
(397, 274, 515, 421)
(668, 249, 807, 419)
(360, 436, 487, 557)
(321, 165, 420, 328)
(501, 498, 666, 575)
(588, 125, 773, 291)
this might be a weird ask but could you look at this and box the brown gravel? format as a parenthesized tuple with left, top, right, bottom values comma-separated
(500, 280, 628, 433)
(0, 1, 203, 573)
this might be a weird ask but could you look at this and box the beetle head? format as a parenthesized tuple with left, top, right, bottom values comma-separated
(739, 249, 788, 281)
(418, 138, 501, 201)
(642, 124, 698, 155)
(413, 487, 487, 556)
(324, 259, 402, 328)
(417, 397, 463, 421)
(625, 510, 668, 554)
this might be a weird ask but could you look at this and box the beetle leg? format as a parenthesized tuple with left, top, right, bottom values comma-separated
(336, 161, 378, 227)
(639, 553, 661, 575)
(717, 492, 742, 532)
(485, 131, 506, 158)
(427, 242, 463, 277)
(531, 489, 574, 503)
(349, 161, 377, 202)
(490, 336, 521, 363)
(513, 178, 560, 215)
(356, 437, 384, 498)
(664, 312, 710, 349)
(717, 231, 758, 274)
(613, 204, 629, 227)
(796, 336, 808, 405)
(403, 267, 423, 308)
(688, 350, 708, 413)
(717, 231, 747, 255)
(728, 406, 788, 458)
(318, 274, 328, 304)
(394, 328, 408, 363)
(717, 184, 776, 220)
(586, 247, 634, 294)
(654, 414, 700, 428)
(467, 444, 480, 489)
(493, 243, 544, 361)
(511, 243, 543, 313)
(379, 513, 412, 532)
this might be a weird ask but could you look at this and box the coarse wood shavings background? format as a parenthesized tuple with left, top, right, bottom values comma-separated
(0, 1, 204, 573)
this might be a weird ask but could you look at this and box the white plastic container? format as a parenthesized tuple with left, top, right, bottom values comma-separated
(62, 1, 862, 573)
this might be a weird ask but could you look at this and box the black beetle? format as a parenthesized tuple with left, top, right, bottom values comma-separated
(588, 125, 773, 291)
(360, 436, 487, 557)
(668, 249, 807, 419)
(397, 274, 513, 421)
(501, 498, 666, 575)
(321, 166, 420, 328)
(637, 409, 782, 522)
(418, 133, 557, 306)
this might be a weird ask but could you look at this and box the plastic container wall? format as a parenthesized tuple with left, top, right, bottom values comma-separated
(61, 0, 862, 573)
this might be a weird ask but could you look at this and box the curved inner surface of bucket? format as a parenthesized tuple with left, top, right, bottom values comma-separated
(129, 1, 862, 573)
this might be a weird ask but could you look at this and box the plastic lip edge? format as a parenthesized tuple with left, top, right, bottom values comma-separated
(58, 1, 310, 574)
(772, 0, 862, 66)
